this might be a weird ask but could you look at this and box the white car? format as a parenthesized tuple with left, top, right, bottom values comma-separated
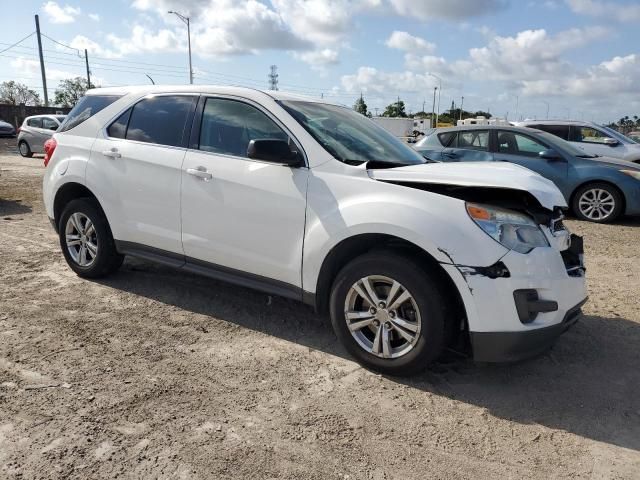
(18, 114, 66, 157)
(517, 120, 640, 163)
(42, 86, 587, 375)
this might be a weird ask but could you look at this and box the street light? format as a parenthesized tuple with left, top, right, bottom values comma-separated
(428, 72, 442, 126)
(168, 10, 193, 85)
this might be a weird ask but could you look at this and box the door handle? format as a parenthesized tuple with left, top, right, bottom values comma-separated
(186, 166, 213, 181)
(102, 148, 121, 158)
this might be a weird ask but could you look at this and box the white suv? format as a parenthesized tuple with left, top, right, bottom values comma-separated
(43, 86, 587, 375)
(517, 120, 640, 163)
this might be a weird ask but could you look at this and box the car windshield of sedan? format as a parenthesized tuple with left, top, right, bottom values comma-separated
(601, 125, 638, 144)
(280, 101, 426, 167)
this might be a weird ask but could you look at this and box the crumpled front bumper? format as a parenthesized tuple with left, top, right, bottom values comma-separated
(444, 234, 588, 363)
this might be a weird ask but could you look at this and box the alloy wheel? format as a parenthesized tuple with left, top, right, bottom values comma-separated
(19, 142, 28, 156)
(578, 188, 616, 221)
(344, 275, 421, 359)
(65, 212, 98, 267)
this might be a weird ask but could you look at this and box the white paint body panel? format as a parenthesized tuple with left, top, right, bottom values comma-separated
(42, 85, 587, 340)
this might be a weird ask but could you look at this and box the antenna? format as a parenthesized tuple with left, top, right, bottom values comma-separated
(268, 65, 279, 91)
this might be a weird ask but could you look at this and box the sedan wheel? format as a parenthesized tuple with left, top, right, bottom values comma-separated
(573, 182, 623, 223)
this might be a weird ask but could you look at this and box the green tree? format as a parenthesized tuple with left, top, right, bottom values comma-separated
(54, 77, 94, 108)
(353, 94, 371, 117)
(382, 99, 407, 117)
(0, 81, 41, 106)
(473, 110, 492, 119)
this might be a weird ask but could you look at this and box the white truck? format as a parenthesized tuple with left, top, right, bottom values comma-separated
(372, 117, 415, 139)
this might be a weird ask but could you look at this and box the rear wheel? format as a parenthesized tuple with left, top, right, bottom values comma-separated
(329, 252, 446, 376)
(572, 182, 623, 223)
(59, 198, 123, 278)
(18, 141, 32, 158)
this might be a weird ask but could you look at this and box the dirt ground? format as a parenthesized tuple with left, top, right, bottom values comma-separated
(1, 137, 639, 479)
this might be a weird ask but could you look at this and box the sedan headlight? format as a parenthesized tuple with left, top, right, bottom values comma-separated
(466, 203, 549, 254)
(620, 169, 640, 181)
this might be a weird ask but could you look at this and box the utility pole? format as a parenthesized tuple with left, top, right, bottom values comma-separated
(268, 65, 279, 90)
(84, 49, 91, 89)
(514, 95, 519, 122)
(168, 11, 193, 84)
(431, 87, 437, 128)
(460, 96, 464, 122)
(541, 100, 550, 119)
(374, 107, 379, 116)
(34, 15, 48, 106)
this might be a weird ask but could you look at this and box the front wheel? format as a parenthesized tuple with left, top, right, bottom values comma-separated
(329, 252, 447, 376)
(59, 198, 123, 278)
(572, 182, 623, 223)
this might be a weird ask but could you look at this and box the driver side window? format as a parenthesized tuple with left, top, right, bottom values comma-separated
(575, 127, 608, 144)
(497, 132, 547, 157)
(199, 98, 288, 158)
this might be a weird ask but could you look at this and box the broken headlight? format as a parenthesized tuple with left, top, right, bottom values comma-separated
(466, 203, 549, 254)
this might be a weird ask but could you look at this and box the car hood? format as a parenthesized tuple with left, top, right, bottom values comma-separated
(368, 161, 567, 210)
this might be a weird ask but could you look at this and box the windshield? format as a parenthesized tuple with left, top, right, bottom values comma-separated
(601, 125, 638, 144)
(280, 101, 426, 167)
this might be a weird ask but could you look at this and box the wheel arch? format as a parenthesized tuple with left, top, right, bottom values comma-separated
(569, 179, 626, 215)
(53, 182, 103, 230)
(312, 233, 468, 346)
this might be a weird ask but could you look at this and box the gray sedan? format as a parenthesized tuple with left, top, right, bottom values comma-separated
(17, 115, 66, 157)
(415, 125, 640, 223)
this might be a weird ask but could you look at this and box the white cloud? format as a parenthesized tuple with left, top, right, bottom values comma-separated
(88, 13, 100, 21)
(107, 26, 182, 56)
(42, 1, 81, 24)
(294, 49, 340, 70)
(341, 66, 439, 94)
(385, 31, 435, 54)
(389, 0, 509, 20)
(566, 0, 640, 22)
(9, 56, 105, 86)
(68, 35, 121, 59)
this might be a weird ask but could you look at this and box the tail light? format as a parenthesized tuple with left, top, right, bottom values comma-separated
(43, 137, 57, 167)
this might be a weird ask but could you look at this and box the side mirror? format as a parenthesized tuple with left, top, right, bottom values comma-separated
(603, 137, 619, 146)
(539, 149, 563, 161)
(247, 139, 302, 167)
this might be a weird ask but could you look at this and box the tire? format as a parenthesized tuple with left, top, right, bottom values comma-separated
(329, 251, 447, 376)
(58, 198, 124, 278)
(18, 140, 33, 158)
(571, 182, 623, 223)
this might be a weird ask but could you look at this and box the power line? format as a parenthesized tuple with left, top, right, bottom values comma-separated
(0, 32, 35, 55)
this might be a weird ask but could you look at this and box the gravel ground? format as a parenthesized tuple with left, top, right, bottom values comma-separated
(1, 139, 639, 479)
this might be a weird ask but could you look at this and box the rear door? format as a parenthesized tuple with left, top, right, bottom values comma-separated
(492, 129, 570, 194)
(87, 94, 197, 254)
(442, 129, 493, 162)
(24, 117, 46, 152)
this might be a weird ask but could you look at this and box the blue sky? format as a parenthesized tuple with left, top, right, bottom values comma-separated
(2, 0, 639, 123)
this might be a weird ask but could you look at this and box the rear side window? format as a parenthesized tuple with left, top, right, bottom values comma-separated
(125, 96, 196, 147)
(438, 131, 456, 147)
(107, 108, 131, 139)
(59, 95, 121, 133)
(457, 130, 489, 150)
(27, 118, 42, 128)
(530, 124, 570, 141)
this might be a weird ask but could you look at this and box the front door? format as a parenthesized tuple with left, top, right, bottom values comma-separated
(181, 97, 308, 287)
(569, 125, 625, 159)
(493, 130, 570, 196)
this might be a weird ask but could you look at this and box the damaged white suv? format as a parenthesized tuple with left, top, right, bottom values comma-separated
(43, 86, 587, 375)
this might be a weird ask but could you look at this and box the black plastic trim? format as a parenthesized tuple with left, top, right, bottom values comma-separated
(114, 240, 305, 302)
(513, 289, 559, 324)
(470, 298, 587, 363)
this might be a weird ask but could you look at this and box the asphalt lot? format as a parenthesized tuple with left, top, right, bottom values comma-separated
(1, 137, 639, 479)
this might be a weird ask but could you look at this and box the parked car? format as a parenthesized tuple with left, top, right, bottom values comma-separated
(516, 120, 640, 164)
(17, 114, 66, 157)
(0, 119, 16, 137)
(42, 86, 587, 375)
(415, 125, 640, 223)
